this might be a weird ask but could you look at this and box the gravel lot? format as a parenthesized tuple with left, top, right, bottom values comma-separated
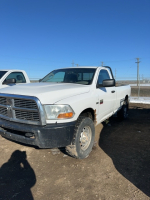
(0, 103, 150, 200)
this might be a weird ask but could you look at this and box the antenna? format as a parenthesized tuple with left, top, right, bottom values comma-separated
(71, 60, 74, 67)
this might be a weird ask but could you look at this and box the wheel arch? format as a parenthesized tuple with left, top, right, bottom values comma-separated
(124, 95, 129, 109)
(78, 108, 97, 125)
(125, 95, 129, 101)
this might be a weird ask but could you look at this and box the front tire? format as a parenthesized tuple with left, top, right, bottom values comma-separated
(66, 116, 95, 159)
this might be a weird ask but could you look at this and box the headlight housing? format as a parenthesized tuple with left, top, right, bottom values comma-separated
(44, 105, 75, 120)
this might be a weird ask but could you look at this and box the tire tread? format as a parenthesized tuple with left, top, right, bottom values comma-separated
(66, 116, 92, 158)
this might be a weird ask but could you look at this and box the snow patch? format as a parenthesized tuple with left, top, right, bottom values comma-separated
(130, 84, 150, 86)
(130, 97, 150, 104)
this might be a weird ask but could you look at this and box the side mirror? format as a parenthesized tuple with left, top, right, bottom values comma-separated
(3, 78, 16, 84)
(102, 79, 115, 87)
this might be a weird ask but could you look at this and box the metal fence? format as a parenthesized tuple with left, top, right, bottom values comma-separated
(115, 77, 150, 104)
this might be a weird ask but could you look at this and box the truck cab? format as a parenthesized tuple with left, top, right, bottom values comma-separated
(0, 69, 30, 88)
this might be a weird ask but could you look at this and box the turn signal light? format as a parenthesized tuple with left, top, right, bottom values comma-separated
(57, 112, 73, 119)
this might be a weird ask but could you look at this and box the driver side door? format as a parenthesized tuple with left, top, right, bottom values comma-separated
(96, 69, 116, 122)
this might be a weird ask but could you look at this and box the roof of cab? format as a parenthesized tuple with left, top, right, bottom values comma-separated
(0, 69, 25, 71)
(59, 66, 101, 69)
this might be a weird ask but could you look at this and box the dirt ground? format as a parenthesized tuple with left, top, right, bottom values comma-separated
(0, 103, 150, 200)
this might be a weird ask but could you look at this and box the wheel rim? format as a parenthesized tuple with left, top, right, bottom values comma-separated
(80, 126, 92, 151)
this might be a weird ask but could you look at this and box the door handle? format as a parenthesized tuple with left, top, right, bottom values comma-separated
(111, 90, 115, 93)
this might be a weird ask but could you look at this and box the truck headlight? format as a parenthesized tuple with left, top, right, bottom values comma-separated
(44, 105, 75, 120)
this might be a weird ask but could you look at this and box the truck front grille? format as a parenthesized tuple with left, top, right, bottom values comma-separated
(14, 99, 38, 109)
(15, 110, 40, 121)
(0, 107, 8, 116)
(0, 97, 7, 105)
(0, 95, 43, 125)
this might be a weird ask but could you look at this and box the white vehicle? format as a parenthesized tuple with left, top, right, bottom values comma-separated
(0, 66, 130, 159)
(0, 69, 30, 88)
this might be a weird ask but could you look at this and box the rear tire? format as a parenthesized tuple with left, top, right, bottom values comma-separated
(66, 116, 95, 159)
(117, 101, 128, 119)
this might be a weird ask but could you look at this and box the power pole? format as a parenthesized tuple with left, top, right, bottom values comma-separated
(71, 60, 74, 67)
(135, 58, 140, 87)
(75, 64, 78, 67)
(115, 69, 116, 79)
(101, 62, 104, 67)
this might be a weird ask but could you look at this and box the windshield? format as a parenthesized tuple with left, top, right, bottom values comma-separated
(41, 68, 96, 85)
(0, 71, 7, 79)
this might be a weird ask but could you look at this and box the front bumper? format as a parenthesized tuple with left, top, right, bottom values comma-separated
(0, 118, 76, 148)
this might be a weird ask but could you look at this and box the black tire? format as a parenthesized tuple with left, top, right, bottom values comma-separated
(117, 101, 128, 119)
(66, 116, 95, 159)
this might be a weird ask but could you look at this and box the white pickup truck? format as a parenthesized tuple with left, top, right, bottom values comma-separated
(0, 69, 30, 88)
(0, 66, 130, 159)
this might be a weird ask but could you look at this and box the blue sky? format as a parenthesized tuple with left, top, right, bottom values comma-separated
(0, 0, 150, 80)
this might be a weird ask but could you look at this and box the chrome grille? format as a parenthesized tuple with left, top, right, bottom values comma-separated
(0, 97, 7, 105)
(15, 110, 40, 121)
(0, 94, 43, 125)
(14, 99, 38, 109)
(0, 107, 8, 116)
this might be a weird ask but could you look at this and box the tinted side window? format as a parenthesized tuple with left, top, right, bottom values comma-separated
(3, 72, 26, 84)
(97, 70, 110, 85)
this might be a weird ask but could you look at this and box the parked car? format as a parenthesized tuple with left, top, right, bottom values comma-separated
(0, 66, 130, 159)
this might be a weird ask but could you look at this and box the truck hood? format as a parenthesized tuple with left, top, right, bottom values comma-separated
(0, 82, 90, 104)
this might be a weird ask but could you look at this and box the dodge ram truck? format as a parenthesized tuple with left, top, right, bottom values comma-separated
(0, 66, 130, 159)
